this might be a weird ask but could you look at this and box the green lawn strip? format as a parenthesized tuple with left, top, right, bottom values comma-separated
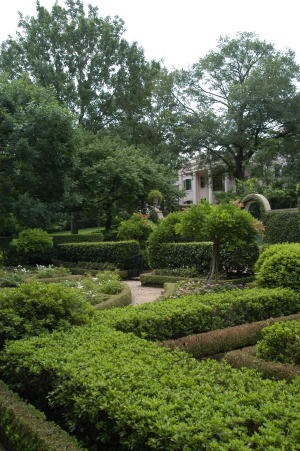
(0, 324, 299, 450)
(95, 287, 300, 341)
(224, 346, 300, 381)
(160, 312, 300, 358)
(0, 380, 84, 451)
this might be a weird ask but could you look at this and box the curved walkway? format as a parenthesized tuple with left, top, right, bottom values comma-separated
(125, 280, 163, 305)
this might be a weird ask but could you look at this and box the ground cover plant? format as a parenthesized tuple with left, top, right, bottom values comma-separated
(0, 266, 31, 287)
(256, 320, 300, 365)
(96, 287, 300, 340)
(169, 279, 244, 298)
(1, 323, 300, 450)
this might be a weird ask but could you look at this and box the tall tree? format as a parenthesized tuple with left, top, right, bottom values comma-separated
(172, 32, 300, 179)
(0, 0, 160, 133)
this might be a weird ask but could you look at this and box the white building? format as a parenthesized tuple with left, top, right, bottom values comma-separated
(177, 162, 235, 206)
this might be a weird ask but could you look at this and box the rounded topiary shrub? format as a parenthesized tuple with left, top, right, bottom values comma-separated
(7, 228, 53, 265)
(256, 320, 300, 365)
(255, 243, 300, 290)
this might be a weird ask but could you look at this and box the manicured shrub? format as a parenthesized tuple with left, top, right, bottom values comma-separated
(117, 213, 155, 246)
(255, 243, 300, 290)
(0, 280, 94, 348)
(140, 273, 187, 287)
(0, 380, 83, 451)
(261, 210, 300, 243)
(7, 229, 53, 265)
(148, 242, 213, 272)
(51, 232, 104, 245)
(255, 243, 295, 272)
(220, 242, 259, 275)
(56, 241, 142, 270)
(97, 287, 300, 341)
(256, 320, 300, 365)
(1, 325, 300, 450)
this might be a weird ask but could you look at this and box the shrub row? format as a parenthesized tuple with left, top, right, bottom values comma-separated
(161, 313, 300, 358)
(96, 287, 300, 341)
(148, 242, 259, 275)
(94, 284, 132, 310)
(51, 233, 104, 245)
(256, 320, 300, 365)
(140, 273, 188, 287)
(1, 325, 300, 450)
(224, 347, 300, 381)
(261, 210, 300, 243)
(0, 281, 94, 348)
(56, 241, 142, 270)
(0, 380, 83, 451)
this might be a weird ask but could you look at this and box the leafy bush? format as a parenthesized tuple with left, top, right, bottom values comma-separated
(97, 287, 300, 341)
(261, 210, 300, 243)
(170, 279, 244, 298)
(256, 320, 300, 365)
(149, 242, 213, 272)
(0, 280, 94, 348)
(147, 211, 183, 246)
(1, 325, 300, 450)
(0, 266, 31, 287)
(56, 241, 142, 270)
(7, 229, 53, 265)
(34, 264, 71, 278)
(51, 232, 104, 245)
(0, 380, 82, 451)
(117, 213, 155, 246)
(255, 243, 300, 290)
(220, 242, 259, 275)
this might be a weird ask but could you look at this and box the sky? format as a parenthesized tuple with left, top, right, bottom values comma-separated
(0, 0, 299, 69)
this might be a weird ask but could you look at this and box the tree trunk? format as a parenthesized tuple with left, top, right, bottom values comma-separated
(70, 212, 79, 234)
(207, 243, 220, 282)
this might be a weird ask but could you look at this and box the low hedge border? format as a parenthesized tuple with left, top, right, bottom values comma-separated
(29, 275, 84, 284)
(0, 380, 83, 451)
(94, 284, 132, 310)
(96, 287, 300, 341)
(1, 325, 300, 449)
(224, 347, 300, 381)
(160, 312, 300, 358)
(140, 273, 187, 287)
(51, 233, 104, 245)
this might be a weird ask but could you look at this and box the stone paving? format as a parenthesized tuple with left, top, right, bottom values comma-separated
(124, 279, 163, 305)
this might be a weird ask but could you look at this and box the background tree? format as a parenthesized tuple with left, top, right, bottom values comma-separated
(172, 32, 300, 180)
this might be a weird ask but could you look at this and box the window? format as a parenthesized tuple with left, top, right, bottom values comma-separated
(200, 175, 206, 188)
(183, 179, 192, 190)
(212, 174, 224, 191)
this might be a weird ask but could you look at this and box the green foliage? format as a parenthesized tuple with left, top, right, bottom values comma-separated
(1, 325, 300, 449)
(256, 320, 300, 365)
(148, 211, 183, 245)
(0, 267, 31, 287)
(220, 243, 259, 275)
(51, 232, 104, 245)
(8, 229, 53, 265)
(56, 241, 142, 270)
(175, 201, 212, 241)
(255, 243, 300, 290)
(34, 265, 71, 279)
(147, 189, 164, 205)
(0, 380, 83, 451)
(117, 213, 155, 246)
(0, 280, 94, 348)
(261, 210, 300, 243)
(97, 287, 300, 341)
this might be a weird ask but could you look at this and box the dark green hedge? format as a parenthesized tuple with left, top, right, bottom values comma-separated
(140, 273, 187, 287)
(97, 287, 300, 341)
(148, 242, 212, 272)
(0, 380, 83, 451)
(51, 233, 104, 245)
(261, 210, 300, 243)
(56, 241, 142, 270)
(1, 325, 300, 450)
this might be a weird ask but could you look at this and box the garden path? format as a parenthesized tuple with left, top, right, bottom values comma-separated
(125, 280, 162, 305)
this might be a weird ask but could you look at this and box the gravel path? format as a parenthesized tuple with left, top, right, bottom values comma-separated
(124, 280, 163, 305)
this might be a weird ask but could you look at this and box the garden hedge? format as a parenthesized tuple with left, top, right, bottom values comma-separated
(96, 287, 300, 341)
(261, 209, 300, 243)
(51, 233, 104, 245)
(94, 284, 132, 310)
(56, 241, 142, 270)
(0, 380, 83, 451)
(1, 325, 300, 450)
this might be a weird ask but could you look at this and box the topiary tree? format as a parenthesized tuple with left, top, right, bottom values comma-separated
(117, 213, 155, 247)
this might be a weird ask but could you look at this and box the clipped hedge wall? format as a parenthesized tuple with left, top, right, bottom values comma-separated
(261, 210, 300, 243)
(0, 380, 83, 451)
(148, 242, 212, 272)
(94, 284, 132, 310)
(51, 233, 104, 245)
(97, 287, 300, 341)
(56, 241, 142, 270)
(1, 325, 300, 450)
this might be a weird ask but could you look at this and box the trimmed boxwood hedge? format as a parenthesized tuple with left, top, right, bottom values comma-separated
(51, 233, 104, 245)
(261, 210, 300, 243)
(0, 380, 83, 451)
(1, 325, 300, 450)
(94, 284, 132, 310)
(96, 287, 300, 341)
(56, 241, 142, 270)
